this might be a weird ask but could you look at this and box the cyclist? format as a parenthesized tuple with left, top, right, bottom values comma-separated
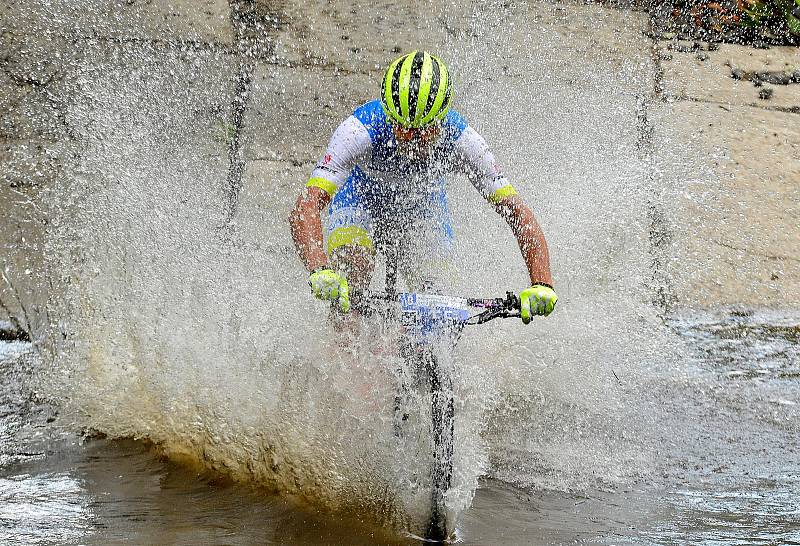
(289, 51, 557, 324)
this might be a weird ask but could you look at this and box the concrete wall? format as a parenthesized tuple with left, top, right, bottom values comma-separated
(1, 0, 798, 340)
(655, 42, 800, 309)
(1, 0, 236, 334)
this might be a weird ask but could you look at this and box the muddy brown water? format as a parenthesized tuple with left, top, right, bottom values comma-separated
(1, 311, 798, 545)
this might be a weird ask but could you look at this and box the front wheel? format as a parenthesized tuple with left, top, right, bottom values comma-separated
(424, 349, 455, 542)
(395, 343, 456, 542)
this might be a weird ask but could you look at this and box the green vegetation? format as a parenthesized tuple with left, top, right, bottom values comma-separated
(741, 0, 800, 35)
(651, 0, 800, 44)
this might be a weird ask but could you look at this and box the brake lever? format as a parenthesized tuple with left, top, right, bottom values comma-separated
(504, 291, 521, 311)
(466, 292, 520, 325)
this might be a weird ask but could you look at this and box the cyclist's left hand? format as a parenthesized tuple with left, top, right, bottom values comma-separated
(520, 284, 557, 323)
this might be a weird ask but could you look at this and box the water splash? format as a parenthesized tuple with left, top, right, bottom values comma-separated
(33, 0, 689, 538)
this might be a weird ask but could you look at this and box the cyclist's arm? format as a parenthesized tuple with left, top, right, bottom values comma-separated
(289, 116, 370, 272)
(453, 126, 554, 286)
(290, 187, 331, 272)
(493, 194, 553, 287)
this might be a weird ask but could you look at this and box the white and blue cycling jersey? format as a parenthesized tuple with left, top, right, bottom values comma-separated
(306, 99, 518, 261)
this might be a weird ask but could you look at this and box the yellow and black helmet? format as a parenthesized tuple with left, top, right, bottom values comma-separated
(380, 51, 452, 129)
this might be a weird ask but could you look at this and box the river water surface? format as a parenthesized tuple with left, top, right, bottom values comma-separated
(2, 310, 798, 545)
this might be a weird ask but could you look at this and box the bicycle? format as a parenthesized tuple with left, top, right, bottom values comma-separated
(350, 258, 520, 542)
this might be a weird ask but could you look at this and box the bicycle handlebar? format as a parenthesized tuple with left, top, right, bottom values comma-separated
(352, 290, 521, 325)
(465, 291, 521, 325)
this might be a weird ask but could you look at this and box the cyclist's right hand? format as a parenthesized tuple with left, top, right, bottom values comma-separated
(308, 268, 350, 313)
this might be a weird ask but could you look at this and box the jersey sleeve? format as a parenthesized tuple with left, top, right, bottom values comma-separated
(306, 115, 371, 197)
(452, 126, 518, 204)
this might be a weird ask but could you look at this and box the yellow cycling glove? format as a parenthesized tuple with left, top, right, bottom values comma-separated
(309, 268, 350, 313)
(520, 284, 557, 323)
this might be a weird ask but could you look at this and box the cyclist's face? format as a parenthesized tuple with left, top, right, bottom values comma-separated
(392, 123, 441, 157)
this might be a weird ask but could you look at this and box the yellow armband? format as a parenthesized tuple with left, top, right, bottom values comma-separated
(306, 177, 337, 197)
(487, 184, 518, 204)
